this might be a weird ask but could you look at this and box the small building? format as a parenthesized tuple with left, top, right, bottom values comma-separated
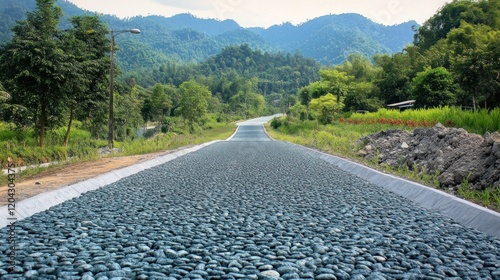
(386, 100, 415, 110)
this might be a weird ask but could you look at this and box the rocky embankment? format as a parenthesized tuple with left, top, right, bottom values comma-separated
(357, 124, 500, 192)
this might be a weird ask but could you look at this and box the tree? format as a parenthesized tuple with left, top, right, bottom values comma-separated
(0, 0, 69, 147)
(319, 69, 352, 101)
(307, 81, 330, 99)
(1, 82, 31, 128)
(288, 103, 308, 121)
(177, 80, 211, 129)
(336, 53, 378, 82)
(448, 22, 500, 109)
(412, 67, 455, 108)
(149, 83, 172, 132)
(229, 91, 266, 118)
(0, 82, 10, 113)
(344, 82, 383, 112)
(163, 84, 181, 115)
(141, 98, 153, 127)
(414, 0, 499, 50)
(374, 53, 413, 104)
(299, 87, 312, 106)
(420, 40, 452, 69)
(227, 77, 266, 118)
(414, 0, 473, 50)
(114, 84, 143, 140)
(207, 95, 224, 115)
(61, 15, 110, 146)
(309, 93, 344, 125)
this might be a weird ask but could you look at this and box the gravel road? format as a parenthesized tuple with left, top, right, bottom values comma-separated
(1, 124, 499, 279)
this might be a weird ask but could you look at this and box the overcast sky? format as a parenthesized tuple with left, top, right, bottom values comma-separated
(67, 0, 449, 27)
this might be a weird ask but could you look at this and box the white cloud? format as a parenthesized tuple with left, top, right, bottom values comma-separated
(149, 0, 212, 11)
(67, 0, 449, 27)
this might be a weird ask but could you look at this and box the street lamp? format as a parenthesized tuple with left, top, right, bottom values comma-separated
(108, 29, 141, 148)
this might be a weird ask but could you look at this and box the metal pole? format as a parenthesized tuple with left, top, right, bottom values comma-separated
(108, 32, 115, 148)
(107, 29, 139, 148)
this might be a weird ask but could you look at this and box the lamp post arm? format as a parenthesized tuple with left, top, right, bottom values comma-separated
(111, 29, 141, 37)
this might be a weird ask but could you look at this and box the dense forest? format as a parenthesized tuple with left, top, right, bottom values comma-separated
(126, 45, 321, 94)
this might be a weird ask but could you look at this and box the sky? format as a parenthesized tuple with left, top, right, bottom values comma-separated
(66, 0, 450, 28)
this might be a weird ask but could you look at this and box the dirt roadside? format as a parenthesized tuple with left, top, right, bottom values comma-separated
(1, 147, 192, 206)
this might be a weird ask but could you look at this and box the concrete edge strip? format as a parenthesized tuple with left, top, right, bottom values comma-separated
(262, 124, 275, 141)
(226, 125, 240, 141)
(291, 142, 500, 238)
(0, 140, 221, 229)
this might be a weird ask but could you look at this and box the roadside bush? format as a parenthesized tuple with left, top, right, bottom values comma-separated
(142, 128, 156, 139)
(271, 117, 283, 129)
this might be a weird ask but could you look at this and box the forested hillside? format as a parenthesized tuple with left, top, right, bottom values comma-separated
(0, 0, 417, 75)
(127, 44, 320, 94)
(250, 14, 417, 64)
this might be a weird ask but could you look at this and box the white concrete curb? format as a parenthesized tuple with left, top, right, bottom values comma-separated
(226, 125, 240, 141)
(0, 140, 220, 229)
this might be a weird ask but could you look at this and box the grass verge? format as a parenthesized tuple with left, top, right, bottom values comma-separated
(116, 123, 236, 156)
(457, 176, 500, 212)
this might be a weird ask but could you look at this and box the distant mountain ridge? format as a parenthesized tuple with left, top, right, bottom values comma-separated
(0, 0, 418, 68)
(250, 14, 417, 64)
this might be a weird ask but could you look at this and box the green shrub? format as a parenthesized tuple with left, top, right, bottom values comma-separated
(143, 128, 156, 139)
(270, 117, 283, 129)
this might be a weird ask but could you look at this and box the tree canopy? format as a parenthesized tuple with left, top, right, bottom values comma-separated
(0, 0, 68, 147)
(177, 80, 212, 128)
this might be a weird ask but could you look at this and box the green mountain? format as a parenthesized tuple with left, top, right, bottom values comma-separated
(0, 0, 418, 71)
(250, 14, 417, 64)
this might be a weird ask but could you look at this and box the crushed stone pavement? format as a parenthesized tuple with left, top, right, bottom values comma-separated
(1, 136, 499, 279)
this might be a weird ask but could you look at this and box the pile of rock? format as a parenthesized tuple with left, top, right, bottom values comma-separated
(357, 123, 500, 192)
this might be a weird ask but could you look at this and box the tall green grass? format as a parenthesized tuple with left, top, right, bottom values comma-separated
(457, 176, 500, 212)
(348, 107, 500, 134)
(1, 123, 98, 168)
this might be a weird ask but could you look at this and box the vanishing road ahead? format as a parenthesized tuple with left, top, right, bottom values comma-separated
(1, 116, 499, 279)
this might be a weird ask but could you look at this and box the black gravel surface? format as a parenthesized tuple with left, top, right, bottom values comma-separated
(1, 126, 499, 279)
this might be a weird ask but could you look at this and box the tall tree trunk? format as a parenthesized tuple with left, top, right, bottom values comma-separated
(63, 105, 75, 147)
(40, 102, 46, 148)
